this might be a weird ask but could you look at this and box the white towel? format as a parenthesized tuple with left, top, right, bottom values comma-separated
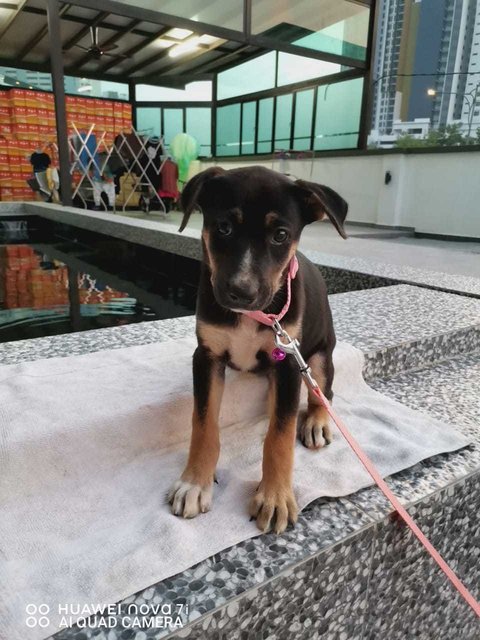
(0, 338, 469, 640)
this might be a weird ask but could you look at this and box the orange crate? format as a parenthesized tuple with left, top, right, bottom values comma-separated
(103, 101, 114, 118)
(0, 107, 11, 123)
(26, 107, 39, 123)
(8, 89, 26, 107)
(24, 91, 38, 109)
(11, 107, 28, 123)
(94, 98, 105, 117)
(9, 156, 22, 171)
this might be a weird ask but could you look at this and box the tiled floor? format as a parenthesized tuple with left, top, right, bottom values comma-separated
(128, 210, 480, 279)
(0, 284, 472, 640)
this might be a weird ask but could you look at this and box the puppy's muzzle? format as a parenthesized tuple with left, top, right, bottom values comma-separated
(225, 280, 257, 308)
(213, 274, 267, 310)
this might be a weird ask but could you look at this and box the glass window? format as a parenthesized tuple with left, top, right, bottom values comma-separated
(251, 0, 369, 61)
(257, 97, 274, 153)
(216, 104, 241, 156)
(277, 52, 340, 86)
(314, 77, 363, 150)
(84, 79, 129, 100)
(274, 94, 293, 150)
(217, 52, 276, 100)
(0, 66, 52, 91)
(186, 107, 211, 156)
(135, 81, 212, 102)
(241, 101, 256, 154)
(137, 107, 161, 137)
(0, 67, 125, 97)
(115, 0, 244, 31)
(163, 108, 184, 147)
(293, 89, 314, 150)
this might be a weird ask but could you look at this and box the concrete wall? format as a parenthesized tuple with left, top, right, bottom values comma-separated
(201, 150, 480, 238)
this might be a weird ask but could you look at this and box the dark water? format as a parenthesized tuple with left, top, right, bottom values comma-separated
(0, 217, 199, 343)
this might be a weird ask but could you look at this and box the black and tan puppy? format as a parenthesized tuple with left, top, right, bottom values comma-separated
(168, 166, 347, 534)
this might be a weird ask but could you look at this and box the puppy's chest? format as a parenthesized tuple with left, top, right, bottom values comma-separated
(199, 318, 274, 372)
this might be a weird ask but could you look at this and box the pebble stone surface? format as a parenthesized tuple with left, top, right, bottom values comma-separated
(0, 225, 478, 640)
(2, 201, 480, 298)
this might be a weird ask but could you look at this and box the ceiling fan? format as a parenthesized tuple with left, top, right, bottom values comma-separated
(72, 26, 127, 59)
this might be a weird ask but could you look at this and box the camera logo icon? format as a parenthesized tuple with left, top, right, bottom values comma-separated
(26, 604, 50, 628)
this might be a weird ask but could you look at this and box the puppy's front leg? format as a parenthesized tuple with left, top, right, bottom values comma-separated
(250, 357, 301, 534)
(169, 345, 225, 518)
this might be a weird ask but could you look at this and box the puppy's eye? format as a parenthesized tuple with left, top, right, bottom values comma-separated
(217, 221, 233, 236)
(272, 228, 289, 244)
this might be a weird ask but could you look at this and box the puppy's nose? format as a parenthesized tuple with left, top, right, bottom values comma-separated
(227, 282, 256, 307)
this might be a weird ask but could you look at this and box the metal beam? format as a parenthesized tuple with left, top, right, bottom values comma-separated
(97, 26, 171, 74)
(243, 0, 251, 39)
(183, 44, 252, 74)
(65, 0, 367, 69)
(17, 3, 71, 61)
(211, 73, 217, 156)
(46, 0, 72, 206)
(197, 46, 264, 76)
(249, 35, 366, 70)
(134, 73, 214, 88)
(22, 5, 156, 38)
(358, 0, 378, 149)
(62, 10, 110, 51)
(0, 55, 215, 89)
(68, 18, 142, 72)
(128, 79, 136, 129)
(121, 45, 181, 77)
(128, 39, 225, 78)
(216, 68, 365, 107)
(65, 0, 246, 43)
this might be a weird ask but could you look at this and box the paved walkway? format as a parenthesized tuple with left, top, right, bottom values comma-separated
(123, 210, 480, 280)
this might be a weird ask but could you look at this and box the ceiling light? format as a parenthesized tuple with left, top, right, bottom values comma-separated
(198, 34, 219, 45)
(166, 28, 193, 40)
(427, 88, 436, 96)
(169, 37, 201, 58)
(155, 38, 175, 48)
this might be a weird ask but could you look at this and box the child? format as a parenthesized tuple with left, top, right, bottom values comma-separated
(91, 162, 115, 211)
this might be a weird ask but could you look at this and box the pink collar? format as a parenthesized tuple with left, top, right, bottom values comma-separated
(239, 255, 299, 326)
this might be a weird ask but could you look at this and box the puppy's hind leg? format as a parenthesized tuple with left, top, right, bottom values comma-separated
(298, 351, 333, 450)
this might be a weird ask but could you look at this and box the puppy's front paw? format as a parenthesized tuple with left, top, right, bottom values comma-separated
(249, 481, 298, 534)
(167, 479, 213, 518)
(298, 410, 332, 450)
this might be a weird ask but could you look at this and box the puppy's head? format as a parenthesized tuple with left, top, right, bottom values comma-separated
(180, 166, 347, 311)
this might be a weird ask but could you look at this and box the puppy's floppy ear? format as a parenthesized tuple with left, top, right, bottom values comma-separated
(179, 166, 226, 232)
(293, 179, 348, 239)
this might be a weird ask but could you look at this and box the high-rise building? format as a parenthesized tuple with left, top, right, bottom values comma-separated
(409, 0, 478, 131)
(371, 0, 480, 137)
(371, 0, 407, 135)
(459, 1, 480, 134)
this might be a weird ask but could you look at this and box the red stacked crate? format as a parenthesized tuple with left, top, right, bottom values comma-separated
(0, 88, 132, 201)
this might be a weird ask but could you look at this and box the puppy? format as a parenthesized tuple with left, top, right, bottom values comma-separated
(168, 166, 347, 534)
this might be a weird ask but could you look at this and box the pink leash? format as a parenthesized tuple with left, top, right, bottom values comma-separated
(240, 256, 480, 618)
(311, 383, 480, 618)
(241, 255, 299, 326)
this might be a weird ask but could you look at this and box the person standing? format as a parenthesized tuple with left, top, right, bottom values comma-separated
(29, 145, 52, 200)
